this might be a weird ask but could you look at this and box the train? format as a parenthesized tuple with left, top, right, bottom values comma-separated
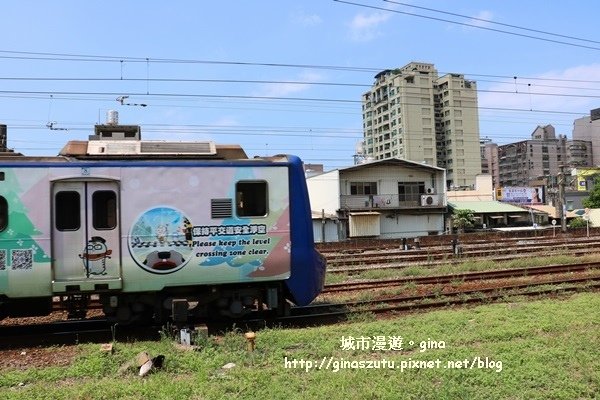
(0, 122, 326, 323)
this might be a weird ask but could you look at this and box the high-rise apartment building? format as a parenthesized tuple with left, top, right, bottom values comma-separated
(481, 139, 499, 189)
(572, 108, 600, 165)
(361, 62, 481, 189)
(497, 125, 591, 187)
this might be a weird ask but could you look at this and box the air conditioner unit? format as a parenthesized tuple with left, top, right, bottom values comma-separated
(421, 195, 439, 206)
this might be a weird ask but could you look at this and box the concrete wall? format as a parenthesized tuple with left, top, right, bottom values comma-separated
(306, 170, 340, 215)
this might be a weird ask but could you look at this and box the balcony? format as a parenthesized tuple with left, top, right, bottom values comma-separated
(340, 194, 444, 210)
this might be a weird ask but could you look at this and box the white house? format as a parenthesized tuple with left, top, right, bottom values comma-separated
(307, 159, 446, 240)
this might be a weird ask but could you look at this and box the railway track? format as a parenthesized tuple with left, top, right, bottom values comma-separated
(284, 275, 600, 324)
(3, 272, 599, 343)
(0, 319, 162, 349)
(325, 239, 600, 273)
(4, 236, 600, 343)
(317, 234, 600, 254)
(322, 262, 600, 293)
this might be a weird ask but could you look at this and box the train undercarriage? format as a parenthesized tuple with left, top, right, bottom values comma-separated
(0, 283, 290, 324)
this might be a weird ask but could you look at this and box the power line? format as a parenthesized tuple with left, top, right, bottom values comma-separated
(3, 47, 600, 87)
(0, 87, 595, 116)
(333, 0, 600, 51)
(4, 75, 600, 94)
(382, 0, 600, 45)
(0, 49, 382, 72)
(0, 76, 371, 88)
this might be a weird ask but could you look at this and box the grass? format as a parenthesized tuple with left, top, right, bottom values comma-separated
(1, 292, 599, 399)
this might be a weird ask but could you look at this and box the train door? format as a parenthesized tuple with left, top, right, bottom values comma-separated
(51, 180, 122, 292)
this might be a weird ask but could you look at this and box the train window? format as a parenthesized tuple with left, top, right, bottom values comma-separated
(93, 190, 117, 230)
(236, 181, 268, 217)
(56, 191, 80, 231)
(0, 196, 7, 231)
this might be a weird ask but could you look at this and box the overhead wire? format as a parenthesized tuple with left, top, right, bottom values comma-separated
(3, 75, 600, 97)
(0, 50, 598, 158)
(382, 0, 600, 45)
(333, 0, 600, 51)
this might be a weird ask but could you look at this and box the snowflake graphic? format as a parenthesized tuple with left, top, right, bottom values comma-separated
(16, 239, 23, 247)
(30, 244, 38, 255)
(284, 242, 291, 253)
(254, 261, 265, 271)
(6, 229, 14, 236)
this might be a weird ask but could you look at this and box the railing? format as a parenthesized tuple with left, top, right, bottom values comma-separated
(340, 194, 444, 210)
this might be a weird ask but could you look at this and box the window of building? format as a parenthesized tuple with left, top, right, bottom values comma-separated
(398, 182, 425, 203)
(350, 182, 378, 195)
(56, 191, 80, 231)
(236, 181, 268, 217)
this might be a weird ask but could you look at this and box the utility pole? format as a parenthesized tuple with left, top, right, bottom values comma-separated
(558, 165, 567, 233)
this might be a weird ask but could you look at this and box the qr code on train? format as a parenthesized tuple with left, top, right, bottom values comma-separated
(11, 249, 33, 270)
(0, 250, 6, 270)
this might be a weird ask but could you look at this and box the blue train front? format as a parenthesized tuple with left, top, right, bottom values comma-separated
(0, 123, 326, 322)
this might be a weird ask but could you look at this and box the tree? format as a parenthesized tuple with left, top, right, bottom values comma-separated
(568, 217, 587, 229)
(583, 176, 600, 208)
(452, 209, 476, 233)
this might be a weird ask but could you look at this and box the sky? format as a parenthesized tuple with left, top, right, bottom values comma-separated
(1, 1, 600, 170)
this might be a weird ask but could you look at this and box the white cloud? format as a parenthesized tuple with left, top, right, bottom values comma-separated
(479, 64, 600, 114)
(255, 70, 324, 98)
(211, 116, 240, 127)
(477, 64, 600, 141)
(348, 12, 391, 42)
(469, 10, 493, 28)
(292, 11, 322, 27)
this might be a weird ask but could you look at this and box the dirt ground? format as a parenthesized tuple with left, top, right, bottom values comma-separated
(0, 312, 84, 371)
(0, 345, 79, 370)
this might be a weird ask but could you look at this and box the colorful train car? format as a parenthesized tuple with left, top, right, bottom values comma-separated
(0, 124, 325, 322)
